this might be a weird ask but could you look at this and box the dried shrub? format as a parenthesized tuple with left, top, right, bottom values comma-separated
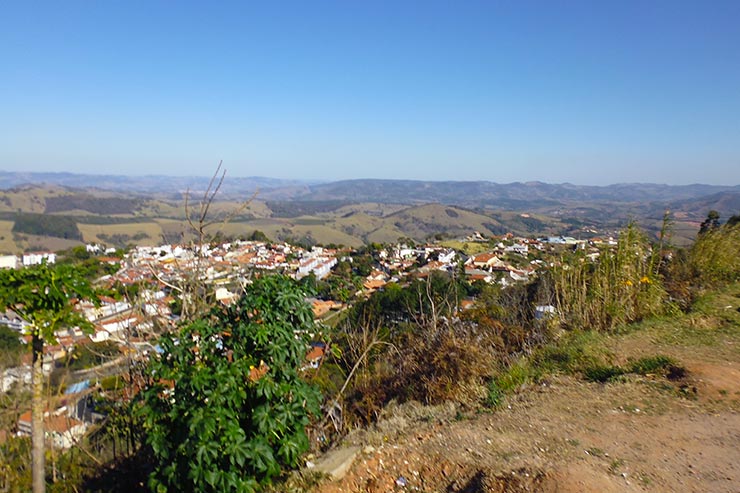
(343, 320, 498, 427)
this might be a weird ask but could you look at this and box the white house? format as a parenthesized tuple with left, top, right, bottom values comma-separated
(0, 255, 19, 269)
(437, 249, 457, 264)
(22, 252, 56, 266)
(504, 243, 529, 255)
(86, 243, 103, 254)
(0, 309, 29, 331)
(18, 411, 87, 449)
(295, 256, 337, 280)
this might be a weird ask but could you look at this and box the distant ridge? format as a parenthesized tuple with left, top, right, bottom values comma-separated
(293, 178, 740, 208)
(3, 171, 737, 205)
(1, 172, 739, 221)
(0, 171, 317, 197)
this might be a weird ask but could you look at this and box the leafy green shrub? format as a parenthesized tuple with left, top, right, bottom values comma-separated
(138, 275, 322, 493)
(481, 360, 532, 409)
(531, 330, 609, 375)
(99, 375, 122, 391)
(494, 360, 532, 393)
(628, 355, 676, 375)
(583, 365, 624, 383)
(582, 355, 683, 383)
(0, 436, 32, 490)
(485, 380, 504, 408)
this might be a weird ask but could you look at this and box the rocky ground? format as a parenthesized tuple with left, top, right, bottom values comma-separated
(309, 292, 740, 493)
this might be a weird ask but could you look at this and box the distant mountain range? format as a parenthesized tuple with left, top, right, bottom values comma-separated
(0, 171, 315, 198)
(1, 171, 739, 251)
(2, 171, 738, 210)
(288, 179, 740, 209)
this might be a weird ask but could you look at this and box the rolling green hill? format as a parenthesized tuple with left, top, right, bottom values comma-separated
(2, 177, 733, 253)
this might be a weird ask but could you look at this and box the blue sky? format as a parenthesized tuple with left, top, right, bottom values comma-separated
(1, 1, 738, 185)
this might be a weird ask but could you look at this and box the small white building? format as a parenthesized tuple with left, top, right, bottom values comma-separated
(295, 256, 337, 280)
(437, 249, 457, 264)
(18, 410, 86, 450)
(86, 243, 103, 254)
(22, 252, 56, 266)
(535, 305, 558, 320)
(0, 309, 29, 331)
(0, 255, 19, 269)
(504, 243, 529, 255)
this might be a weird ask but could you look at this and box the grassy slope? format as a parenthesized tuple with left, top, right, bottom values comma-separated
(0, 187, 57, 213)
(438, 239, 492, 255)
(329, 202, 408, 218)
(2, 185, 669, 251)
(0, 220, 16, 253)
(78, 222, 164, 245)
(383, 203, 506, 239)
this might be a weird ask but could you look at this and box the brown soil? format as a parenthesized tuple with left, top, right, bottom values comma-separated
(313, 338, 740, 492)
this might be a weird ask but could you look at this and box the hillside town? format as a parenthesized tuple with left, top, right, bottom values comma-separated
(0, 229, 625, 452)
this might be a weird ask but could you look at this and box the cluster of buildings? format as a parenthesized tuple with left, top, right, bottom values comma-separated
(0, 230, 605, 449)
(362, 237, 540, 292)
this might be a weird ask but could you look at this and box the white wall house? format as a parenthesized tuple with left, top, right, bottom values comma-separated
(0, 255, 19, 269)
(22, 252, 56, 266)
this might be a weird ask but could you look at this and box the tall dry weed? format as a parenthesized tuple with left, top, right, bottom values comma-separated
(553, 222, 667, 331)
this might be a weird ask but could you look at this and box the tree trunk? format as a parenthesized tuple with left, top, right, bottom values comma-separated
(32, 333, 46, 493)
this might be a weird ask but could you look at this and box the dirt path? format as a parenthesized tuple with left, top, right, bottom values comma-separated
(314, 358, 740, 493)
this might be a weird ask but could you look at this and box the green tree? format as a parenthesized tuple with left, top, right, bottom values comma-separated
(699, 210, 721, 235)
(247, 230, 270, 242)
(0, 263, 95, 493)
(139, 275, 322, 493)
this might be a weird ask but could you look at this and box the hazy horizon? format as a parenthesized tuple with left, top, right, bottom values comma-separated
(2, 168, 739, 189)
(2, 1, 739, 186)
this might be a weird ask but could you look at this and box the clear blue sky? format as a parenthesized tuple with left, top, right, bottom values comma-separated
(1, 1, 738, 185)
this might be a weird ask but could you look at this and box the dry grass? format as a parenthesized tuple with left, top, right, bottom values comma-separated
(0, 220, 15, 253)
(19, 234, 83, 252)
(344, 321, 499, 429)
(0, 187, 59, 213)
(364, 225, 408, 245)
(206, 221, 364, 247)
(439, 240, 491, 254)
(78, 222, 164, 245)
